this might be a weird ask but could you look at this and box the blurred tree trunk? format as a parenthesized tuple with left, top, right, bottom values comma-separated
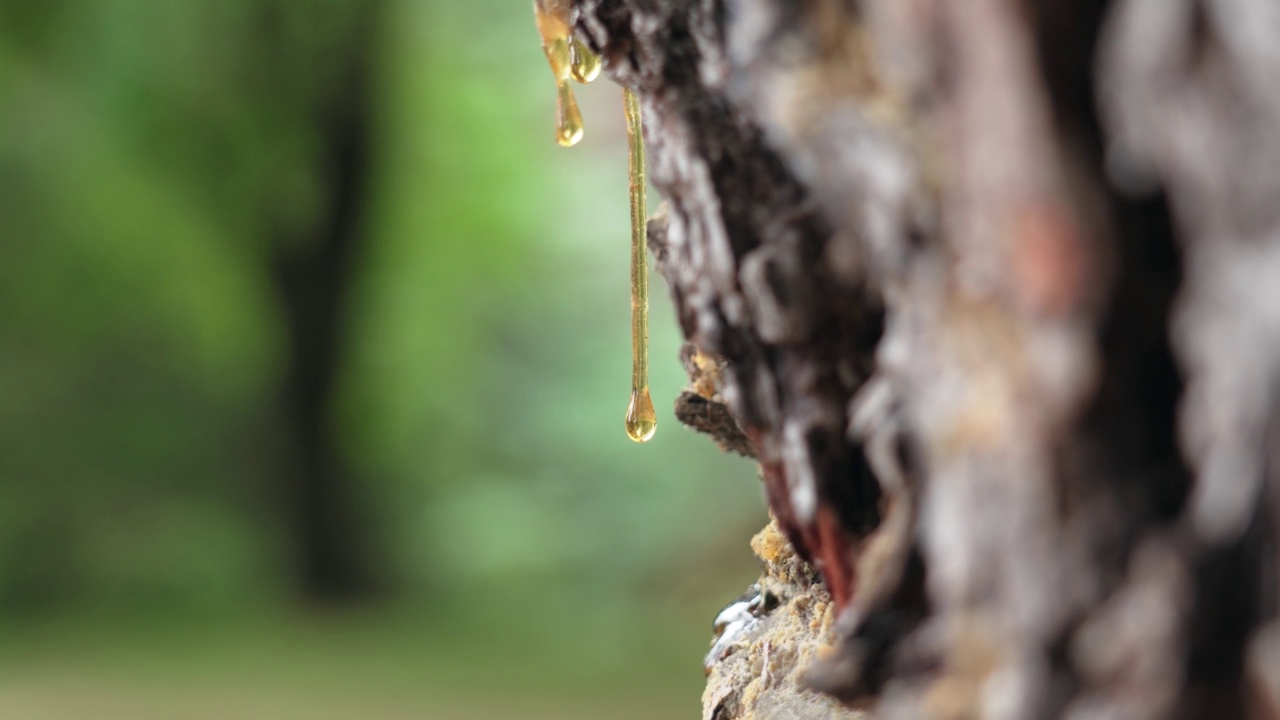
(575, 0, 1280, 717)
(266, 2, 382, 603)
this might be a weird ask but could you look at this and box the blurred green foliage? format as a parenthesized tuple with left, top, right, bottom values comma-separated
(0, 0, 763, 715)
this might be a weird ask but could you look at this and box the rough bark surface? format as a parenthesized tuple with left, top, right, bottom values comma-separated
(576, 0, 1280, 718)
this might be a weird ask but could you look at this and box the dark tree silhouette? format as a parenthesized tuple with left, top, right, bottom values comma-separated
(263, 2, 383, 602)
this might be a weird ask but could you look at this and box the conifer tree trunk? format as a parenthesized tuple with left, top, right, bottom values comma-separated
(574, 1, 1280, 717)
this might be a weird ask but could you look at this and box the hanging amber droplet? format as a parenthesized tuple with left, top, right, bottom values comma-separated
(570, 37, 601, 84)
(625, 387, 658, 443)
(623, 87, 655, 443)
(533, 0, 585, 146)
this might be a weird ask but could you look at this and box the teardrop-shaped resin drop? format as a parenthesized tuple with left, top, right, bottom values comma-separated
(570, 38, 601, 83)
(625, 387, 657, 443)
(534, 0, 586, 146)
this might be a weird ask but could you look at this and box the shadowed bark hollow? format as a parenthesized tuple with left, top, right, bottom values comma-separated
(573, 0, 1280, 718)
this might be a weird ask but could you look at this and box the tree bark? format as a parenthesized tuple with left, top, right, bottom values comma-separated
(574, 0, 1280, 717)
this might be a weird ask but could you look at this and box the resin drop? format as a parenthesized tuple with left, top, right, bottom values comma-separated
(570, 37, 601, 84)
(625, 387, 657, 443)
(533, 0, 585, 146)
(624, 88, 654, 442)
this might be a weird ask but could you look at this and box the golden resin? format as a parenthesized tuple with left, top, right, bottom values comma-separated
(626, 387, 657, 442)
(533, 3, 655, 442)
(570, 37, 601, 83)
(623, 87, 654, 442)
(534, 0, 599, 146)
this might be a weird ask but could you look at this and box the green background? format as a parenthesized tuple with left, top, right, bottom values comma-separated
(0, 1, 764, 717)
